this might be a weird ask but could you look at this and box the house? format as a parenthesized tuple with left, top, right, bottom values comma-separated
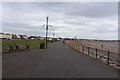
(12, 34, 21, 39)
(12, 34, 17, 39)
(16, 35, 21, 39)
(19, 35, 28, 40)
(36, 36, 42, 40)
(39, 37, 45, 40)
(28, 36, 45, 40)
(0, 33, 12, 39)
(28, 36, 37, 40)
(48, 37, 53, 41)
(48, 37, 52, 41)
(5, 33, 12, 40)
(0, 33, 4, 39)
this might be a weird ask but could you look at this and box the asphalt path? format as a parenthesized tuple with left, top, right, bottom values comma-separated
(2, 40, 118, 78)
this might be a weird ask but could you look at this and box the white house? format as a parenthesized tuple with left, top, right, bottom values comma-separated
(16, 35, 21, 39)
(0, 33, 4, 39)
(5, 34, 12, 39)
(48, 37, 53, 41)
(0, 33, 12, 39)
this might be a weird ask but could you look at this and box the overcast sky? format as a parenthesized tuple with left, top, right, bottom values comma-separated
(1, 2, 118, 40)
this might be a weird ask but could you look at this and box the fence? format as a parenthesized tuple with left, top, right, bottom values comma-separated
(64, 40, 120, 69)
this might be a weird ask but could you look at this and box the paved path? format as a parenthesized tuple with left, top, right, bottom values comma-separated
(2, 41, 118, 78)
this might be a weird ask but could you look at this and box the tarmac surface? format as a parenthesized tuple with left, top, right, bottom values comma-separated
(2, 40, 118, 78)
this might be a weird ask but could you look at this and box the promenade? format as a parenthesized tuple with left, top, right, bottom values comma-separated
(2, 40, 118, 78)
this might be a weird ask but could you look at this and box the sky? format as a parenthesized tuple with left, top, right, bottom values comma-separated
(1, 2, 118, 40)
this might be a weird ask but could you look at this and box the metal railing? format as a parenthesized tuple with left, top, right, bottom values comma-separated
(64, 40, 120, 69)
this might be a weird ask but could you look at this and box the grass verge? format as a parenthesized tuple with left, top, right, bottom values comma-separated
(1, 39, 52, 53)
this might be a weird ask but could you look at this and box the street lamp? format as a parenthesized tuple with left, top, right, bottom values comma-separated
(42, 16, 52, 48)
(46, 16, 49, 19)
(46, 16, 49, 48)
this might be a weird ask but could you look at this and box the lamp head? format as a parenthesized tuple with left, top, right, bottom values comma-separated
(46, 16, 49, 19)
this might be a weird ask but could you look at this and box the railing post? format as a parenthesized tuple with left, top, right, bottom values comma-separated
(96, 49, 98, 59)
(88, 47, 89, 56)
(107, 51, 110, 65)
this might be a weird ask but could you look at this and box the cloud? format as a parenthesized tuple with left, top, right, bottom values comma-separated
(2, 2, 118, 40)
(65, 2, 117, 18)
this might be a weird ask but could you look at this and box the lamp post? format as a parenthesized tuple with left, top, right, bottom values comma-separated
(46, 16, 49, 48)
(42, 16, 52, 48)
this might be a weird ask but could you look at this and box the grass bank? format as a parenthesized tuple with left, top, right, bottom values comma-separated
(1, 39, 52, 53)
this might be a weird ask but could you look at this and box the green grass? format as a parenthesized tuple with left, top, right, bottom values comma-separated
(1, 39, 52, 53)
